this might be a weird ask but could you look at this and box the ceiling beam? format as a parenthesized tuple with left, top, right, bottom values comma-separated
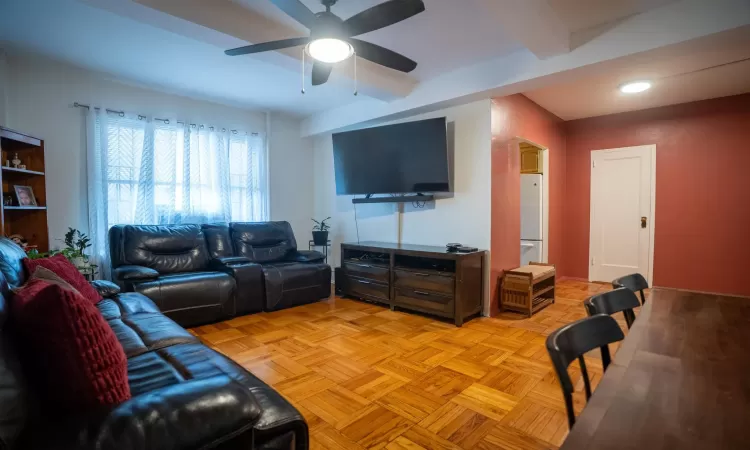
(488, 0, 570, 59)
(82, 0, 416, 101)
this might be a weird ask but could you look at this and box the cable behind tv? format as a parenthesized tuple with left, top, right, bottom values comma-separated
(353, 200, 360, 244)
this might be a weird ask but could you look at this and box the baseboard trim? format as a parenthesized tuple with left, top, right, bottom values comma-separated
(653, 285, 750, 299)
(557, 276, 592, 283)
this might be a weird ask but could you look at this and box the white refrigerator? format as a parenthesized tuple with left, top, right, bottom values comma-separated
(521, 174, 543, 266)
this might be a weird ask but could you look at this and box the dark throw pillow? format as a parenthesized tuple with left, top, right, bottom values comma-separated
(23, 254, 102, 304)
(11, 279, 130, 412)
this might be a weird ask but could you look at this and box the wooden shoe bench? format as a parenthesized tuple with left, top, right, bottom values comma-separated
(500, 262, 555, 317)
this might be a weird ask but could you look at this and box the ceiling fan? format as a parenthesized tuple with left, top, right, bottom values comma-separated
(224, 0, 425, 86)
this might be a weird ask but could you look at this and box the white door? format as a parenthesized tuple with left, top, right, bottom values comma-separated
(589, 145, 655, 284)
(521, 240, 543, 266)
(520, 174, 543, 240)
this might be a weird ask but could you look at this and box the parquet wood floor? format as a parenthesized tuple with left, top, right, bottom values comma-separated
(190, 280, 637, 450)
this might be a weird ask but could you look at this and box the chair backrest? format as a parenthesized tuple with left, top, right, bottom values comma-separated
(584, 288, 640, 329)
(612, 273, 649, 304)
(110, 224, 210, 274)
(546, 314, 625, 428)
(229, 222, 297, 263)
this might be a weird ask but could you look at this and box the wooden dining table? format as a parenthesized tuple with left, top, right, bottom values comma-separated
(561, 287, 750, 449)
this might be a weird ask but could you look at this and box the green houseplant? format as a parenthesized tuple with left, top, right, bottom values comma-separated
(26, 228, 94, 269)
(311, 217, 331, 246)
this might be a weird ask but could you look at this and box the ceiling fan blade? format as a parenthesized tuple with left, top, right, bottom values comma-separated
(268, 0, 319, 29)
(225, 37, 309, 56)
(311, 62, 333, 85)
(343, 0, 425, 36)
(351, 39, 417, 73)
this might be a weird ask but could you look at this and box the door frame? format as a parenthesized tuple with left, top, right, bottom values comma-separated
(588, 145, 656, 285)
(514, 137, 549, 263)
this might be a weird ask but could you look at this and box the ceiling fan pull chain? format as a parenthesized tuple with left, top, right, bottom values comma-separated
(301, 47, 306, 94)
(353, 51, 358, 96)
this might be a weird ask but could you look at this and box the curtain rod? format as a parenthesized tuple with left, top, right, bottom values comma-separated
(73, 102, 258, 136)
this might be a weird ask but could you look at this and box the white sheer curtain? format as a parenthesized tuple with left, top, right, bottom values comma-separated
(85, 109, 268, 279)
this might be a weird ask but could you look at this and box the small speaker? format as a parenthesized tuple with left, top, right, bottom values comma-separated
(334, 267, 344, 295)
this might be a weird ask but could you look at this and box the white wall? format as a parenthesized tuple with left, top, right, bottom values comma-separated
(0, 50, 8, 125)
(312, 100, 492, 307)
(268, 113, 314, 241)
(3, 52, 312, 245)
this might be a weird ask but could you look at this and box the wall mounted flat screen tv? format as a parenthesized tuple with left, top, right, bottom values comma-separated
(332, 117, 450, 195)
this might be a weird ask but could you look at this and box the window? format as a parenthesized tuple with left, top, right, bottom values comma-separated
(101, 115, 267, 229)
(105, 118, 144, 227)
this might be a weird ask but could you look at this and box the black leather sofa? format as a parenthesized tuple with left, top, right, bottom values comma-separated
(109, 222, 331, 327)
(0, 238, 308, 450)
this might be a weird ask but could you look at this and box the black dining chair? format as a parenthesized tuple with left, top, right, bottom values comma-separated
(584, 288, 640, 329)
(546, 314, 625, 428)
(612, 273, 649, 305)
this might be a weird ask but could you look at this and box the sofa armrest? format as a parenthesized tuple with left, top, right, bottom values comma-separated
(210, 258, 264, 316)
(113, 265, 160, 282)
(90, 280, 121, 298)
(81, 375, 261, 450)
(285, 250, 325, 263)
(210, 256, 252, 267)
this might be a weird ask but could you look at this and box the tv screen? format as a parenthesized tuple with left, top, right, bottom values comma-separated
(332, 117, 450, 195)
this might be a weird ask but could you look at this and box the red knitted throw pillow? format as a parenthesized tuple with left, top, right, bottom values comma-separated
(23, 254, 102, 304)
(11, 278, 130, 411)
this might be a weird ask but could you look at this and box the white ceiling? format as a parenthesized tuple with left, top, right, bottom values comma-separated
(523, 27, 750, 120)
(548, 0, 678, 32)
(0, 0, 361, 116)
(2, 0, 749, 129)
(235, 0, 524, 80)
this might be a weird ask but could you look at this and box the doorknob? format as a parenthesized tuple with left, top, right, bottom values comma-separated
(641, 217, 647, 228)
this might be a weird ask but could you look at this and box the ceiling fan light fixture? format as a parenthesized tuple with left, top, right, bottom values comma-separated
(620, 81, 652, 94)
(307, 38, 353, 64)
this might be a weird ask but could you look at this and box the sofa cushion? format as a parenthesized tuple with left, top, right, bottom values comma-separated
(131, 272, 236, 328)
(23, 254, 102, 304)
(230, 222, 297, 263)
(120, 224, 210, 274)
(98, 294, 198, 356)
(11, 280, 130, 412)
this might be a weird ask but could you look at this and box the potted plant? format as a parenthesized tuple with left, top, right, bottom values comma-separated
(62, 227, 92, 268)
(311, 217, 331, 246)
(24, 228, 98, 278)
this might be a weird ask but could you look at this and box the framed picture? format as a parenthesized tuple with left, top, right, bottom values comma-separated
(14, 185, 37, 207)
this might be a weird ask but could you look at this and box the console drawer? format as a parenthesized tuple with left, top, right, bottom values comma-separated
(348, 277, 389, 302)
(394, 269, 454, 295)
(343, 261, 390, 283)
(393, 288, 454, 316)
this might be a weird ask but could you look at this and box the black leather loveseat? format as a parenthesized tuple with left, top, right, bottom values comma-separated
(109, 222, 331, 327)
(0, 238, 308, 450)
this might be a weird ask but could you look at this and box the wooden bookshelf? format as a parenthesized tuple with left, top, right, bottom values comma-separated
(0, 126, 49, 252)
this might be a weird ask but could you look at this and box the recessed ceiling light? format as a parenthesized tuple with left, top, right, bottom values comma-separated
(620, 81, 652, 94)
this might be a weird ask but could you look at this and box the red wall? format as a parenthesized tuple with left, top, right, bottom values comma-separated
(564, 94, 750, 296)
(490, 95, 566, 314)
